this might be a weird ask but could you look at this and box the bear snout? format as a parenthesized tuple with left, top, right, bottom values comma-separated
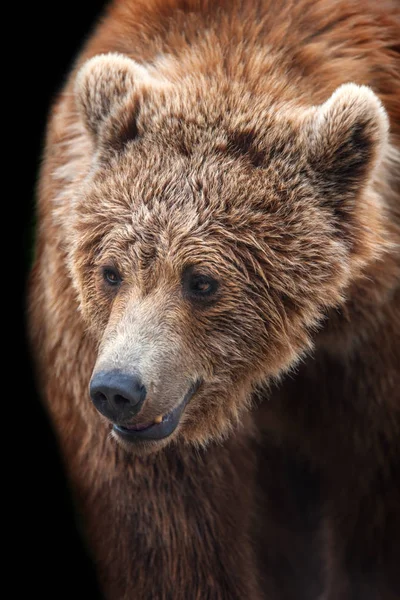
(89, 369, 147, 423)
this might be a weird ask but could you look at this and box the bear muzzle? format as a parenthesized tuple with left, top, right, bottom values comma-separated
(89, 369, 202, 443)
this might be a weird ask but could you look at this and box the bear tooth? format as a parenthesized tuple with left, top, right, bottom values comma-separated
(154, 415, 163, 424)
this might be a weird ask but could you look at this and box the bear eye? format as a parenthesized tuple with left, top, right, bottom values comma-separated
(183, 268, 219, 302)
(190, 275, 215, 295)
(102, 267, 122, 287)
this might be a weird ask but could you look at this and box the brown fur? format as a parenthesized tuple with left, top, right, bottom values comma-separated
(29, 0, 400, 598)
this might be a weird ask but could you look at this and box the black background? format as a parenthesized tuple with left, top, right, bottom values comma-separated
(21, 2, 108, 597)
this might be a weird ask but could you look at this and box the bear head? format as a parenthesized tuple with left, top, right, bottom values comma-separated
(70, 53, 389, 454)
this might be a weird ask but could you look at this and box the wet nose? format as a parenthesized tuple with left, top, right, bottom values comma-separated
(89, 370, 147, 422)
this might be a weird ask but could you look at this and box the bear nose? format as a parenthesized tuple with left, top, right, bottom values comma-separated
(89, 370, 147, 423)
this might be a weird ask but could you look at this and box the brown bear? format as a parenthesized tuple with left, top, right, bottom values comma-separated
(29, 0, 400, 599)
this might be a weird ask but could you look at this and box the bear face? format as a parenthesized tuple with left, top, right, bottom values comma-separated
(70, 54, 389, 454)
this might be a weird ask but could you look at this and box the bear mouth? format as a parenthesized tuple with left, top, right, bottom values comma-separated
(113, 379, 202, 443)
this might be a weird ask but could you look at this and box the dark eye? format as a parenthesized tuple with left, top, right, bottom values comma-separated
(183, 268, 219, 302)
(102, 267, 122, 287)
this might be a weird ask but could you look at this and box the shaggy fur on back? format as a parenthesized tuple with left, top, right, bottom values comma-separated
(29, 1, 399, 598)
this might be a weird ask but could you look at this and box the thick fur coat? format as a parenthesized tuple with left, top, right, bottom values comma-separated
(29, 1, 400, 598)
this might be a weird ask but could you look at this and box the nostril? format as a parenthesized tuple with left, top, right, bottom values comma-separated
(113, 394, 130, 406)
(92, 391, 108, 409)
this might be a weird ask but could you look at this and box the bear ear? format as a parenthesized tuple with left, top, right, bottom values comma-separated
(75, 53, 153, 141)
(305, 84, 389, 195)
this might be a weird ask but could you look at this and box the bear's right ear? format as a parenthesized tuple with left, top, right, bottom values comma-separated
(75, 53, 152, 141)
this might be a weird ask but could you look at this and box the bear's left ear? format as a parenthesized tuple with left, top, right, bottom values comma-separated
(75, 53, 156, 143)
(304, 84, 389, 195)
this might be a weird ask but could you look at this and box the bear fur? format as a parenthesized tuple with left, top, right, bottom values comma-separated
(29, 0, 400, 598)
